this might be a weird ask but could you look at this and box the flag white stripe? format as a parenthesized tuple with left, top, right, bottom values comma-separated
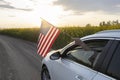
(40, 27, 56, 56)
(37, 34, 44, 53)
(41, 28, 55, 54)
(37, 33, 42, 48)
(37, 34, 42, 48)
(37, 19, 60, 57)
(38, 35, 44, 53)
(38, 27, 53, 53)
(38, 27, 53, 54)
(38, 28, 52, 51)
(42, 29, 59, 57)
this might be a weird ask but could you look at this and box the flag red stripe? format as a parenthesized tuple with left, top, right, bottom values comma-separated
(38, 27, 54, 55)
(40, 27, 57, 56)
(37, 33, 41, 48)
(38, 27, 53, 55)
(42, 29, 58, 57)
(37, 34, 44, 54)
(37, 34, 42, 48)
(43, 29, 60, 57)
(40, 28, 56, 56)
(38, 27, 53, 51)
(42, 29, 60, 57)
(37, 34, 44, 48)
(37, 19, 60, 57)
(38, 33, 41, 41)
(38, 34, 45, 52)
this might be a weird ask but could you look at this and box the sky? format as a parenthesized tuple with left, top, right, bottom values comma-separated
(0, 0, 120, 28)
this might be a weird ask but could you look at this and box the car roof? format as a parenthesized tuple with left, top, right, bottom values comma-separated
(81, 29, 120, 40)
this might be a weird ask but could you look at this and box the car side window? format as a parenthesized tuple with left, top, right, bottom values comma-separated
(65, 39, 109, 67)
(107, 42, 120, 79)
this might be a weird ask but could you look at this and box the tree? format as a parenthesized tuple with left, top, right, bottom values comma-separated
(86, 24, 91, 27)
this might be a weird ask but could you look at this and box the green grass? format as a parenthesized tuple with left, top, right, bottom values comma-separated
(0, 28, 40, 42)
(0, 24, 120, 49)
(53, 25, 120, 49)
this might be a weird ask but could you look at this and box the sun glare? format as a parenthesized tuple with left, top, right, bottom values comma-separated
(0, 0, 72, 28)
(27, 0, 69, 27)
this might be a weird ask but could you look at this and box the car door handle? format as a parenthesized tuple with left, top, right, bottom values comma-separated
(75, 75, 83, 80)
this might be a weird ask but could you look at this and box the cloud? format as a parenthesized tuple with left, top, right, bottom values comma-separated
(53, 0, 120, 14)
(8, 15, 16, 17)
(17, 8, 32, 11)
(0, 0, 33, 11)
(0, 4, 33, 11)
(0, 4, 14, 9)
(116, 4, 120, 8)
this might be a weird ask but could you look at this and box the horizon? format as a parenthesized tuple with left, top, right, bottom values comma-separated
(0, 19, 119, 29)
(0, 0, 120, 28)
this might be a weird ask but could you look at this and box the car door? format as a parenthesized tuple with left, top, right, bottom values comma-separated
(50, 39, 110, 80)
(106, 40, 120, 80)
(93, 40, 119, 80)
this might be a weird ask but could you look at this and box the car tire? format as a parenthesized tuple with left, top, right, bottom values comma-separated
(41, 66, 51, 80)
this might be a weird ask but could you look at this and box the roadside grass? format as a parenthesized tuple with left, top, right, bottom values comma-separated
(0, 28, 40, 42)
(0, 25, 120, 49)
(54, 25, 120, 49)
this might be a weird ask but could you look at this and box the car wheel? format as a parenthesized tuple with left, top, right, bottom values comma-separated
(41, 66, 51, 80)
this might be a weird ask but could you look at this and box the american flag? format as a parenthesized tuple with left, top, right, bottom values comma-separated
(37, 19, 60, 57)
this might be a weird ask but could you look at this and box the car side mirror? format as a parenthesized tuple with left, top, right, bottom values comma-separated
(50, 51, 61, 60)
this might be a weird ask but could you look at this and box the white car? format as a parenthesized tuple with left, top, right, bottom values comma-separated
(41, 30, 120, 80)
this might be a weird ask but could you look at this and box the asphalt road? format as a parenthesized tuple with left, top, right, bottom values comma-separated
(0, 35, 42, 80)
